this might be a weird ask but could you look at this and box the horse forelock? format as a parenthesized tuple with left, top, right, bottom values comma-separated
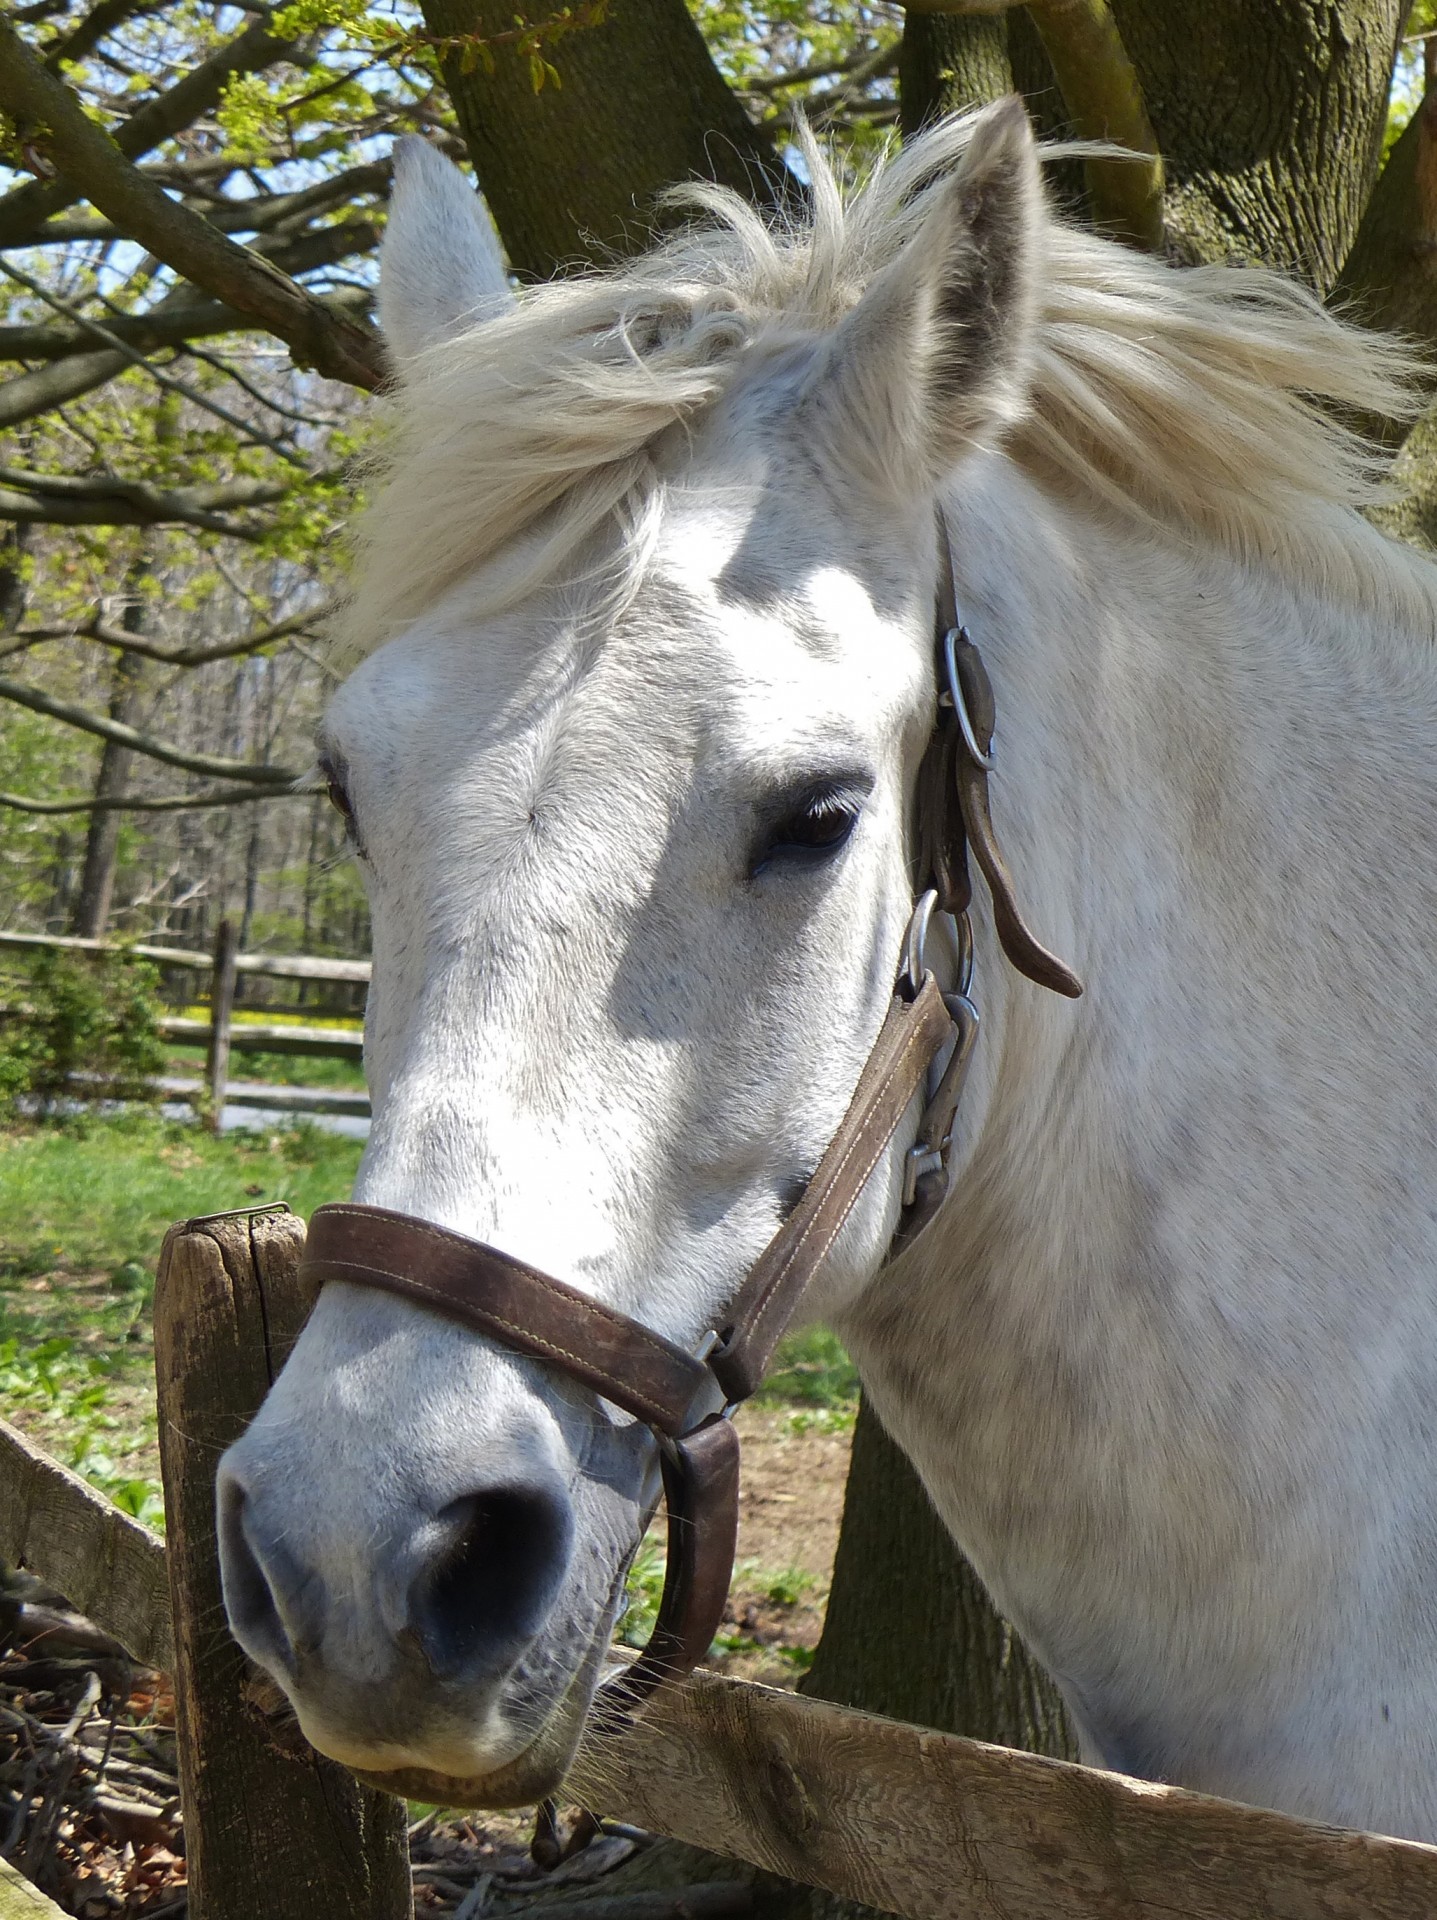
(338, 111, 1437, 668)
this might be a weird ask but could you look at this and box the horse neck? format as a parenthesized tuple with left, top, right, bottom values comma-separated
(843, 459, 1437, 1826)
(918, 453, 1437, 1235)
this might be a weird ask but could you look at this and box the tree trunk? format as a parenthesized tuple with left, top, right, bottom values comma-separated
(899, 13, 1012, 139)
(802, 1396, 1074, 1754)
(1115, 0, 1406, 285)
(0, 523, 29, 632)
(904, 0, 1407, 286)
(70, 615, 144, 939)
(745, 1400, 1074, 1920)
(419, 0, 784, 278)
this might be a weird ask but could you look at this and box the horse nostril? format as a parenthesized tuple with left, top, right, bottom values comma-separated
(217, 1474, 298, 1676)
(409, 1485, 573, 1680)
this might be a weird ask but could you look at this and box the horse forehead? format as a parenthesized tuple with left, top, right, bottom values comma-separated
(331, 566, 902, 787)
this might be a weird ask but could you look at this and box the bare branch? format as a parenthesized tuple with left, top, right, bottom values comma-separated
(743, 43, 899, 95)
(0, 487, 270, 534)
(905, 0, 1163, 251)
(0, 27, 386, 388)
(0, 468, 294, 539)
(0, 672, 300, 782)
(42, 0, 171, 71)
(0, 258, 311, 462)
(0, 284, 372, 365)
(8, 602, 334, 667)
(0, 346, 133, 428)
(0, 782, 298, 813)
(20, 160, 389, 246)
(255, 216, 383, 280)
(175, 340, 338, 426)
(0, 16, 305, 250)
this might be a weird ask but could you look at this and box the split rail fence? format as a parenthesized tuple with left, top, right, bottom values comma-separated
(0, 927, 371, 1122)
(3, 1208, 1437, 1918)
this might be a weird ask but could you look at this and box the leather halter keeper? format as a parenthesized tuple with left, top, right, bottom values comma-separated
(297, 524, 1082, 1723)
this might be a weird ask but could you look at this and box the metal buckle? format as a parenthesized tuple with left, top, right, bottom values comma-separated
(941, 626, 996, 773)
(651, 1331, 737, 1465)
(901, 989, 979, 1207)
(902, 1142, 946, 1207)
(182, 1201, 293, 1230)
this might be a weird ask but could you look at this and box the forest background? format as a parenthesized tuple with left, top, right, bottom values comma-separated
(2, 0, 1436, 952)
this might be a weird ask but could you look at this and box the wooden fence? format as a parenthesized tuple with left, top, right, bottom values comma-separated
(0, 925, 369, 1121)
(3, 1208, 1437, 1918)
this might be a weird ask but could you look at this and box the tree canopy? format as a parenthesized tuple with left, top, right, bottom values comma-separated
(3, 0, 1435, 949)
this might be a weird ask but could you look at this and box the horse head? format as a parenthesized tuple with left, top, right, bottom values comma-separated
(215, 101, 1046, 1802)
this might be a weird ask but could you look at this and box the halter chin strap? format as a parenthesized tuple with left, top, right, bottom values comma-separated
(296, 514, 1082, 1724)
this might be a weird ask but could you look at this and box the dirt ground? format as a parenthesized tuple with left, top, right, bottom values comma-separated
(713, 1406, 852, 1685)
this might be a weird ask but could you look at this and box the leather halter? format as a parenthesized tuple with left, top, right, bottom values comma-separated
(297, 519, 1081, 1723)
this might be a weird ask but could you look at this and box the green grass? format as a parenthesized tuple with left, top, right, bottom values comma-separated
(754, 1324, 858, 1428)
(0, 1112, 365, 1525)
(0, 1112, 857, 1566)
(159, 1043, 368, 1091)
(162, 1005, 368, 1092)
(0, 1110, 363, 1309)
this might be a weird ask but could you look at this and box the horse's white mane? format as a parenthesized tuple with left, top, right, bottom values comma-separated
(345, 113, 1433, 662)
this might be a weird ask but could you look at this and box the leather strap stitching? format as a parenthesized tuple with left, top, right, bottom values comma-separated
(301, 1254, 688, 1431)
(309, 1204, 701, 1388)
(741, 993, 938, 1362)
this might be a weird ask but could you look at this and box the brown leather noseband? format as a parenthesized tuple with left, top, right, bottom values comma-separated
(297, 519, 1082, 1722)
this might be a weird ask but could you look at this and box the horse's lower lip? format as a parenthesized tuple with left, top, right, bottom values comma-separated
(351, 1747, 570, 1809)
(348, 1681, 588, 1808)
(347, 1618, 616, 1810)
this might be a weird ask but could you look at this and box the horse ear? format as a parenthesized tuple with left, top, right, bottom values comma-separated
(811, 96, 1043, 496)
(380, 138, 514, 371)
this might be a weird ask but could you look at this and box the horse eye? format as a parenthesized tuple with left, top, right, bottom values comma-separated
(326, 779, 354, 823)
(751, 786, 863, 876)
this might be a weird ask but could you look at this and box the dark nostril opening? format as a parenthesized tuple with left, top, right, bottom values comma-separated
(217, 1477, 294, 1675)
(410, 1485, 572, 1680)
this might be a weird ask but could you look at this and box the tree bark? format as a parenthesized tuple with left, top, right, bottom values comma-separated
(1334, 74, 1437, 344)
(69, 642, 143, 937)
(907, 2, 1406, 285)
(803, 1396, 1073, 1751)
(70, 532, 161, 940)
(748, 1397, 1074, 1920)
(899, 14, 1013, 137)
(1106, 0, 1406, 286)
(0, 523, 29, 633)
(418, 0, 785, 277)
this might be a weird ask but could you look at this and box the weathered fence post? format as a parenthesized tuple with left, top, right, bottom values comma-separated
(154, 1206, 412, 1920)
(203, 918, 238, 1130)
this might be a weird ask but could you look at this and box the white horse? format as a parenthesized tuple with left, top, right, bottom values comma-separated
(217, 99, 1437, 1841)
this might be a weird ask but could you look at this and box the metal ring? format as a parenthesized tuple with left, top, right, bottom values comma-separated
(904, 890, 938, 998)
(943, 627, 996, 773)
(903, 891, 974, 1000)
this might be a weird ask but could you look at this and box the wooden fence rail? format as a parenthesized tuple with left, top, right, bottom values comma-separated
(4, 1212, 1437, 1918)
(0, 928, 371, 983)
(0, 924, 369, 1120)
